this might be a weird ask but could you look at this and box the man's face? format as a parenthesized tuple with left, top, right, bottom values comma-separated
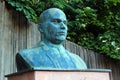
(42, 9, 68, 44)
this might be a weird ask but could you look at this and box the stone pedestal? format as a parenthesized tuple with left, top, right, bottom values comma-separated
(6, 69, 112, 80)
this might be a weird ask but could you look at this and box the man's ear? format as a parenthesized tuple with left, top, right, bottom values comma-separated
(37, 23, 43, 33)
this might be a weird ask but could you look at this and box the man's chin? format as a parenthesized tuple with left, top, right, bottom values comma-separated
(53, 38, 66, 44)
(57, 37, 66, 41)
(57, 36, 66, 40)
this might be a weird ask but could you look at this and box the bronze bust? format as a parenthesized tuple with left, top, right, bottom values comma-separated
(16, 8, 87, 71)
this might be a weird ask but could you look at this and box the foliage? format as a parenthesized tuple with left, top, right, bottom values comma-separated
(5, 0, 120, 61)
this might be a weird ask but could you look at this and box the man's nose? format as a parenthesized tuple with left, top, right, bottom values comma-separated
(60, 22, 67, 30)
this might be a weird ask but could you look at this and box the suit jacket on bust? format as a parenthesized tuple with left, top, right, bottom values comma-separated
(16, 41, 87, 71)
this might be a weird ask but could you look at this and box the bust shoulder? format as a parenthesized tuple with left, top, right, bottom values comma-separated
(18, 47, 42, 57)
(65, 50, 87, 69)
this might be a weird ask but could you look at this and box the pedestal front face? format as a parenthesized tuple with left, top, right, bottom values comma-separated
(7, 70, 111, 80)
(35, 71, 110, 80)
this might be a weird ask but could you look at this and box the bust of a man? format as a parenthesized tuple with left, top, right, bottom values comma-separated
(16, 8, 87, 71)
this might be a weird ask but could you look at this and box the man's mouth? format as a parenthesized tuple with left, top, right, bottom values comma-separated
(57, 31, 66, 35)
(59, 32, 65, 35)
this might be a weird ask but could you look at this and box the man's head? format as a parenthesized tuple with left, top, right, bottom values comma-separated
(38, 8, 68, 44)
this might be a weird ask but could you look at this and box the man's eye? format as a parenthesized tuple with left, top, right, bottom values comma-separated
(63, 21, 67, 25)
(52, 19, 61, 23)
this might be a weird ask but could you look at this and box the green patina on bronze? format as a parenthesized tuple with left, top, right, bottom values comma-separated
(16, 8, 87, 71)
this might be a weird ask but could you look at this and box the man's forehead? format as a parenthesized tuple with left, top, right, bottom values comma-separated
(47, 9, 66, 20)
(39, 8, 67, 22)
(48, 9, 64, 15)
